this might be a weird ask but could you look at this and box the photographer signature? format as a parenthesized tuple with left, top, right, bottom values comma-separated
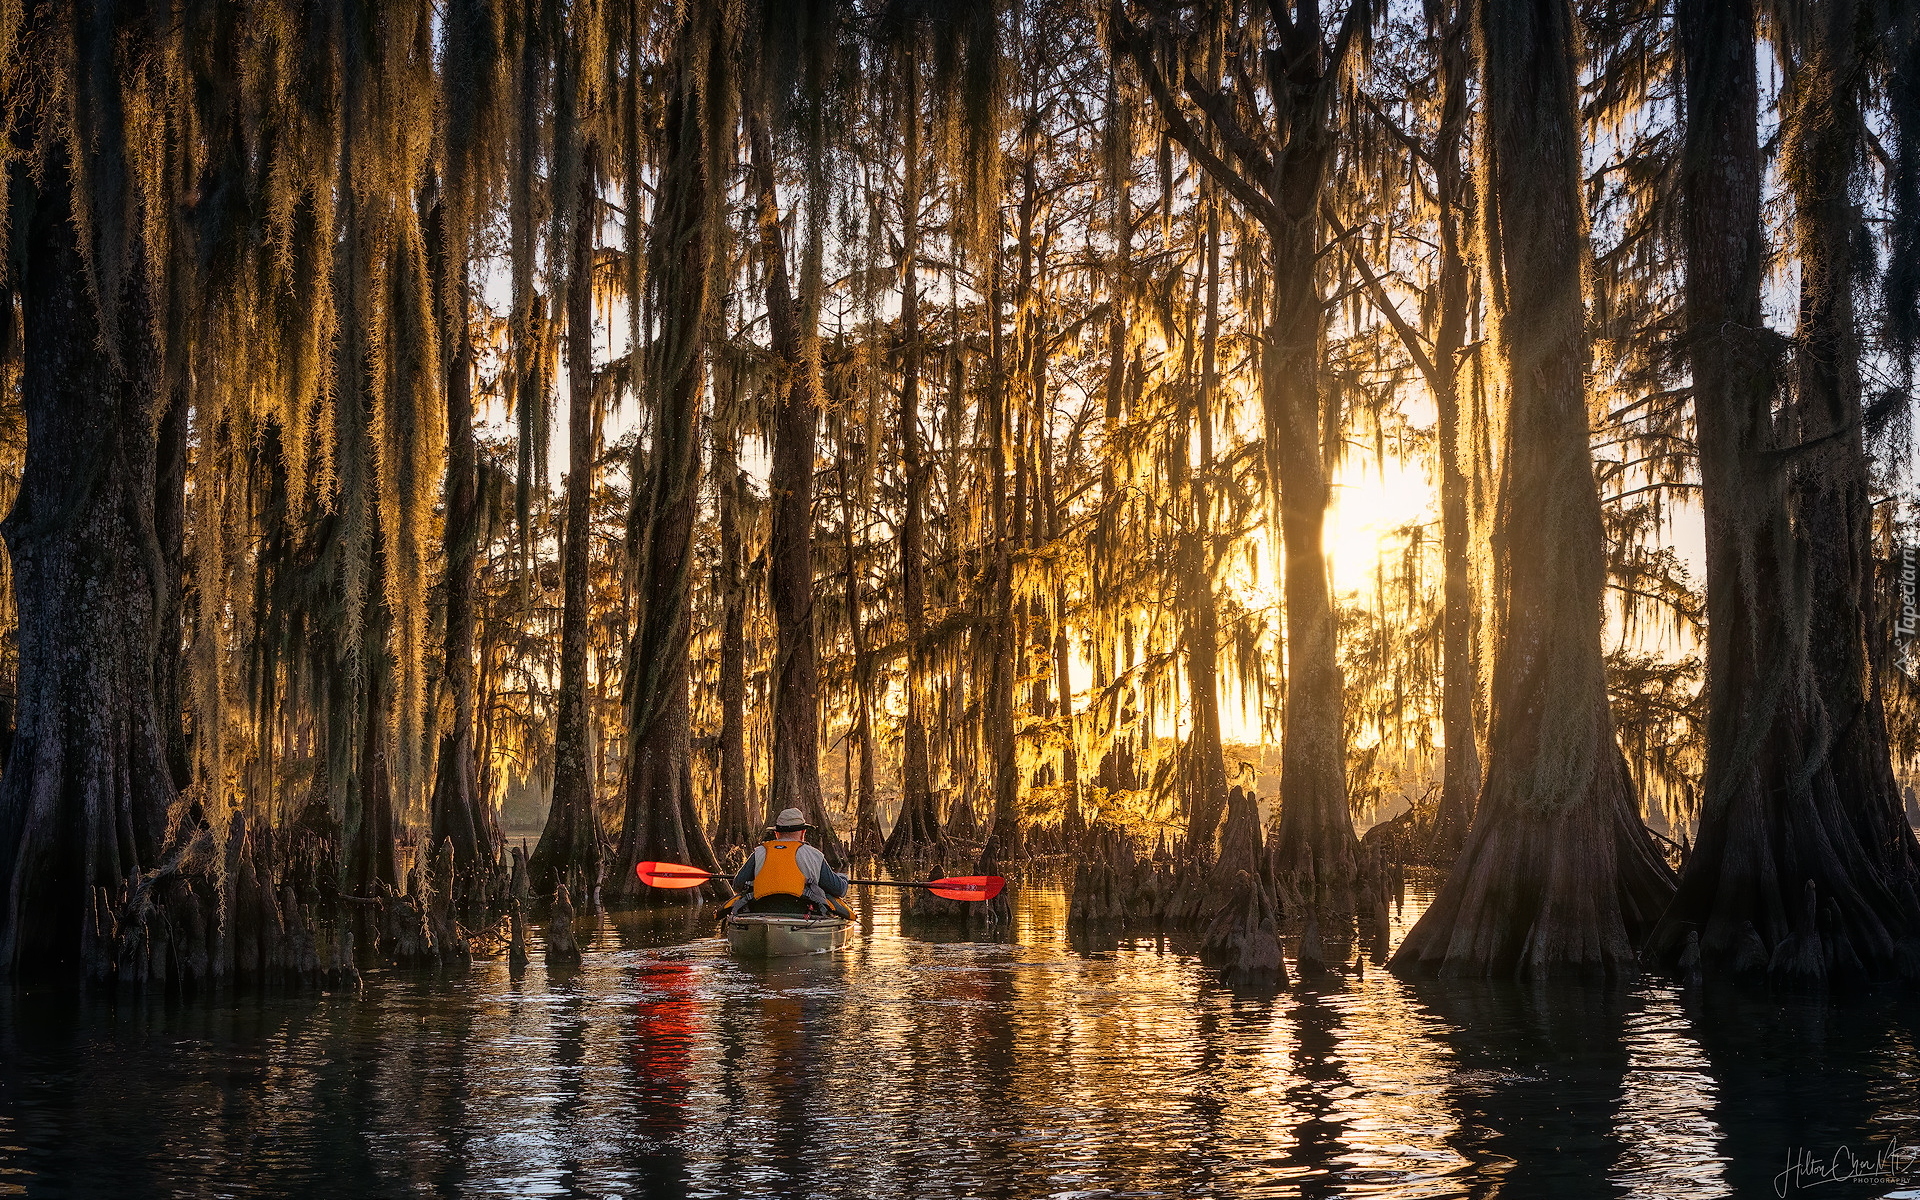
(1776, 1143, 1920, 1195)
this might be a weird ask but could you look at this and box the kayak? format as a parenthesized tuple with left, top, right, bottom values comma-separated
(723, 911, 850, 958)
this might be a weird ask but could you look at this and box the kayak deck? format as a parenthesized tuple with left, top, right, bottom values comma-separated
(723, 912, 850, 957)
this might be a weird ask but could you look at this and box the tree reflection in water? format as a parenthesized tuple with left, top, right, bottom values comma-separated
(2, 883, 1919, 1197)
(1688, 987, 1920, 1198)
(1411, 980, 1637, 1198)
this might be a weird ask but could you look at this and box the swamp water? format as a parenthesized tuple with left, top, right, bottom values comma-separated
(3, 879, 1919, 1198)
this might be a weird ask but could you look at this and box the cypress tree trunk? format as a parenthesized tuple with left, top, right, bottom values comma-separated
(1037, 384, 1081, 848)
(1391, 0, 1674, 978)
(981, 254, 1025, 867)
(531, 144, 606, 898)
(747, 109, 842, 860)
(1264, 197, 1356, 887)
(844, 473, 884, 856)
(1650, 0, 1920, 982)
(1016, 172, 1060, 850)
(712, 440, 754, 852)
(1113, 1, 1362, 884)
(609, 6, 727, 904)
(1049, 573, 1083, 845)
(1256, 16, 1356, 889)
(427, 197, 497, 894)
(1431, 4, 1480, 859)
(1182, 201, 1230, 858)
(850, 656, 882, 856)
(0, 147, 176, 975)
(346, 521, 401, 900)
(1089, 99, 1133, 836)
(1783, 0, 1920, 915)
(885, 48, 945, 862)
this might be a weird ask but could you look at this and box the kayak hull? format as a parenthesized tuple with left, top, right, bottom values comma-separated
(724, 912, 850, 957)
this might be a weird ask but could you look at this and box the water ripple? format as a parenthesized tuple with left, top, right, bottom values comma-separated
(2, 882, 1918, 1197)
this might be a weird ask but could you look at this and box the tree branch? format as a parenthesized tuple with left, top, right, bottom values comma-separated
(1110, 2, 1281, 228)
(1324, 205, 1441, 390)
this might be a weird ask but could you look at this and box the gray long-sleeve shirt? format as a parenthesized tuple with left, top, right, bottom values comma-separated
(730, 841, 849, 903)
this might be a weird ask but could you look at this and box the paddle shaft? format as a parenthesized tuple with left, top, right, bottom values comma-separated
(845, 878, 949, 890)
(636, 860, 1000, 899)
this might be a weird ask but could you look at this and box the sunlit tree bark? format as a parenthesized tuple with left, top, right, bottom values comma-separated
(1428, 6, 1481, 859)
(1391, 0, 1674, 978)
(1180, 200, 1230, 857)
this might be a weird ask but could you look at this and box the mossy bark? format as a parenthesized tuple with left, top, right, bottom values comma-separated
(609, 6, 727, 905)
(748, 107, 842, 861)
(0, 148, 175, 976)
(1648, 0, 1920, 984)
(1392, 0, 1674, 979)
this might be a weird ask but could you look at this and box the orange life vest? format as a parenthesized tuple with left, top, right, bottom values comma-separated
(752, 839, 810, 897)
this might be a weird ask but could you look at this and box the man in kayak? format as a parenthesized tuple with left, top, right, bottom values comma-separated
(728, 808, 852, 916)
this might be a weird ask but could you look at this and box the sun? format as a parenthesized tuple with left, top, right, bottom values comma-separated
(1223, 456, 1438, 615)
(1210, 457, 1436, 745)
(1325, 457, 1438, 597)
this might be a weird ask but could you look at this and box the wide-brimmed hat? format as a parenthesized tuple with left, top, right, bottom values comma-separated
(773, 807, 812, 830)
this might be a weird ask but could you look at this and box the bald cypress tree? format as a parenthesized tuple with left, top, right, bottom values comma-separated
(1114, 0, 1363, 883)
(1, 0, 449, 977)
(883, 41, 946, 863)
(530, 0, 607, 896)
(428, 0, 506, 897)
(0, 0, 175, 974)
(710, 369, 757, 854)
(609, 0, 730, 905)
(1391, 0, 1674, 978)
(1648, 0, 1920, 984)
(746, 3, 846, 859)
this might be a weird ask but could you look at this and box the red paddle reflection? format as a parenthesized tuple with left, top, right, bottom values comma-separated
(631, 959, 698, 1137)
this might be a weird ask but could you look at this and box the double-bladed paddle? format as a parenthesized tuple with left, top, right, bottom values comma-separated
(634, 861, 1005, 902)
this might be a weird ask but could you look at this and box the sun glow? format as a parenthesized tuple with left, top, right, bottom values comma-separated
(1209, 456, 1437, 747)
(1326, 457, 1439, 596)
(1225, 455, 1438, 616)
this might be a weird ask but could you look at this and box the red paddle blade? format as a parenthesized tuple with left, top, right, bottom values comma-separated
(635, 861, 712, 889)
(927, 875, 1005, 901)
